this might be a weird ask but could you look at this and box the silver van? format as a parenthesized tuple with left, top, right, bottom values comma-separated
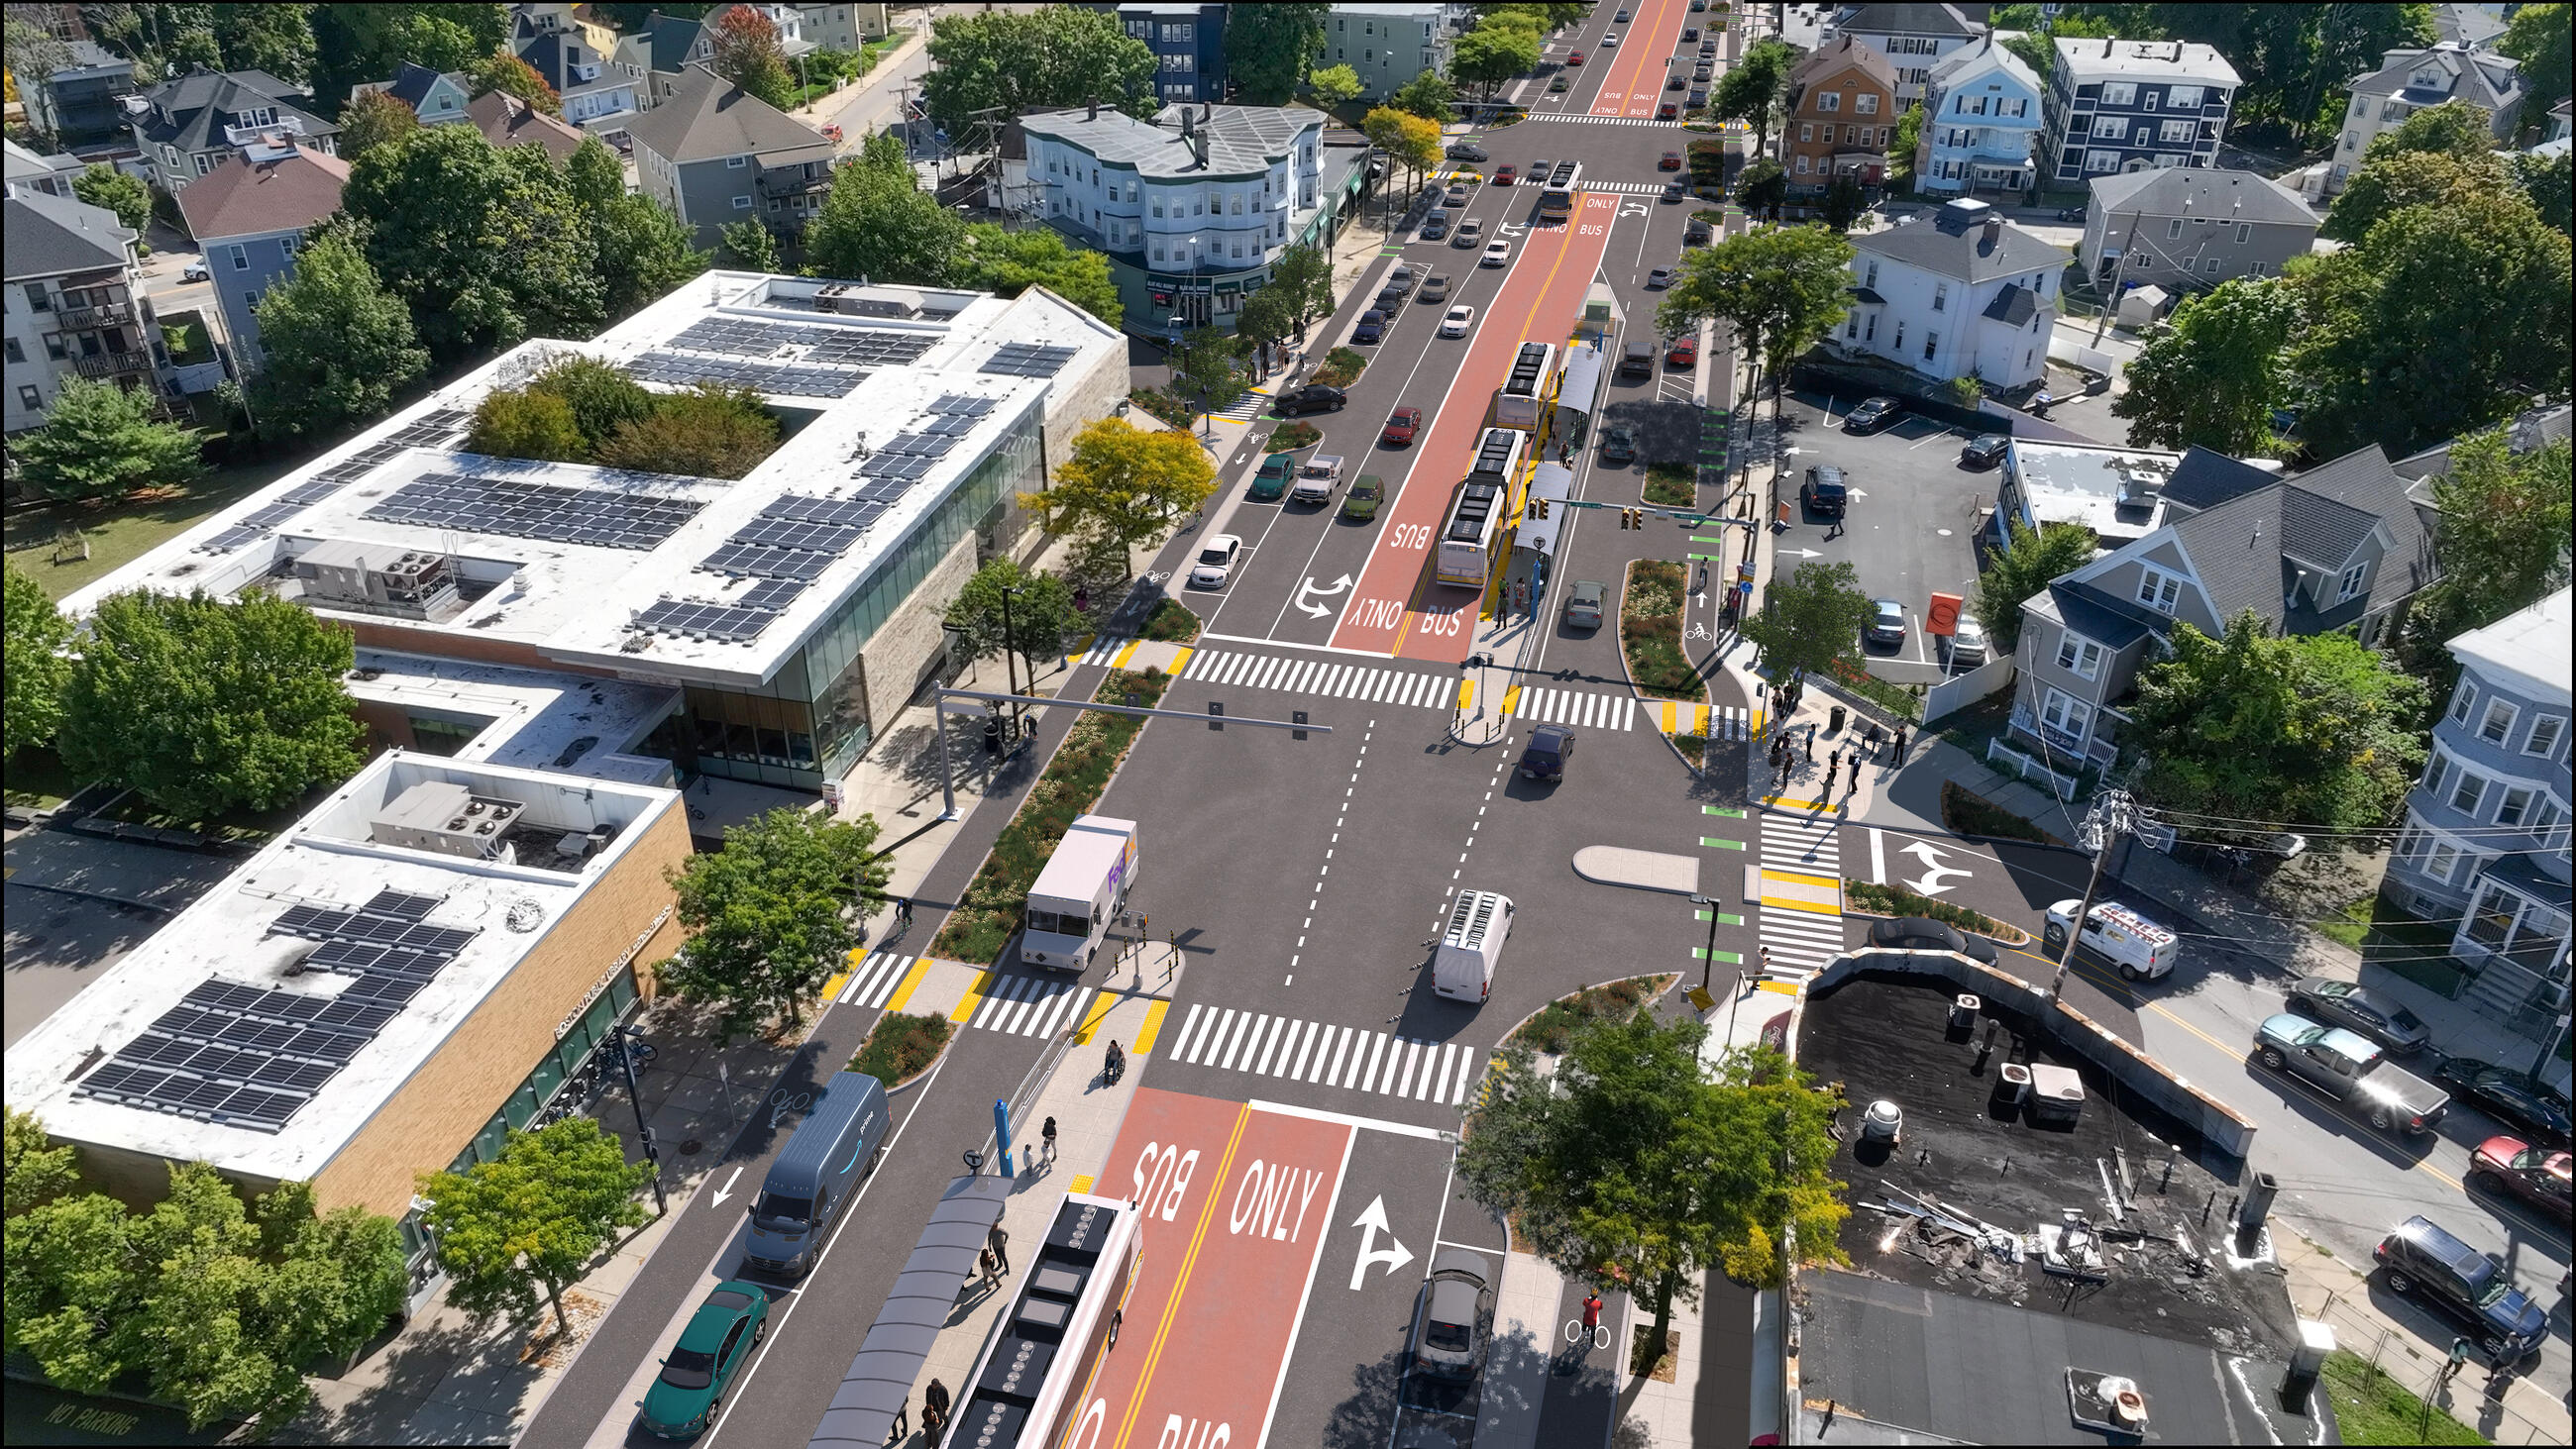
(1434, 890, 1514, 1004)
(743, 1071, 889, 1278)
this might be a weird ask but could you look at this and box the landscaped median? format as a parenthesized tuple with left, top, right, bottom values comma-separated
(930, 667, 1170, 965)
(1621, 560, 1710, 766)
(848, 1011, 952, 1089)
(1843, 880, 2030, 946)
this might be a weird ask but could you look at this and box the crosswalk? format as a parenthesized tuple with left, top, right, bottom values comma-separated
(1161, 1002, 1487, 1107)
(952, 969, 1099, 1039)
(1531, 114, 1687, 128)
(1074, 634, 1134, 669)
(1209, 389, 1268, 422)
(834, 950, 919, 1008)
(1754, 810, 1849, 983)
(1588, 179, 1684, 195)
(1178, 647, 1463, 711)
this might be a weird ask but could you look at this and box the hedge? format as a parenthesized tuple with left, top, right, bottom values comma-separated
(1844, 880, 2029, 944)
(848, 1011, 952, 1087)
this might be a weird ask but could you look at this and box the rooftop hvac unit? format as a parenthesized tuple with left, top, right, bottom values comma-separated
(372, 780, 526, 861)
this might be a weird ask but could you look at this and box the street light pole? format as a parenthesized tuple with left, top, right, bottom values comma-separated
(2047, 788, 2135, 1000)
(1691, 893, 1722, 993)
(998, 585, 1023, 739)
(611, 1025, 667, 1214)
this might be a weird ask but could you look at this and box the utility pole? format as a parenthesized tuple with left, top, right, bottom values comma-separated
(2047, 788, 2136, 999)
(2093, 210, 2143, 346)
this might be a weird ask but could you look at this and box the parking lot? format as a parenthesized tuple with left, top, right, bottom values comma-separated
(1768, 387, 2006, 684)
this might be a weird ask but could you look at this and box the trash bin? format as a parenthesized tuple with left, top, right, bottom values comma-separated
(1829, 704, 1847, 734)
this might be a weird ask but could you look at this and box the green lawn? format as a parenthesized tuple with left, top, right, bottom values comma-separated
(2318, 1351, 2489, 1446)
(6, 457, 304, 601)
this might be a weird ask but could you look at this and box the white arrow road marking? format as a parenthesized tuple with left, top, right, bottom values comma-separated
(1346, 1194, 1415, 1290)
(1296, 573, 1354, 619)
(1783, 548, 1821, 559)
(1871, 827, 1886, 884)
(709, 1165, 744, 1208)
(1899, 840, 1975, 896)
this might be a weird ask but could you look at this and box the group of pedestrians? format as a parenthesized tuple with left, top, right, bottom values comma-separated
(1764, 716, 1913, 799)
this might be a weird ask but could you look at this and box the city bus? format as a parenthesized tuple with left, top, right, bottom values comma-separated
(1437, 428, 1528, 588)
(946, 1192, 1143, 1449)
(1536, 160, 1583, 221)
(1495, 342, 1556, 431)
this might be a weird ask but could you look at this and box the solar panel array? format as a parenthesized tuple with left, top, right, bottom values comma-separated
(981, 342, 1079, 378)
(669, 317, 937, 367)
(72, 887, 481, 1134)
(195, 410, 474, 555)
(625, 350, 871, 398)
(631, 597, 778, 643)
(365, 472, 702, 549)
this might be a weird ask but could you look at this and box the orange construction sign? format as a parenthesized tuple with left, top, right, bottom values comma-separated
(1927, 591, 1964, 636)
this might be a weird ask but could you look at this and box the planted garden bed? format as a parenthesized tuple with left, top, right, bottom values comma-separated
(1644, 463, 1695, 507)
(848, 1011, 952, 1088)
(1507, 975, 1677, 1053)
(1265, 421, 1322, 453)
(1843, 881, 2030, 945)
(1311, 347, 1368, 388)
(1136, 596, 1201, 643)
(1620, 560, 1704, 701)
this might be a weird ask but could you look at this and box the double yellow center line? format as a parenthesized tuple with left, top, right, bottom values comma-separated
(1112, 1103, 1253, 1449)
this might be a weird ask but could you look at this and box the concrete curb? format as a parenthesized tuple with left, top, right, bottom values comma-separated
(1571, 846, 1703, 896)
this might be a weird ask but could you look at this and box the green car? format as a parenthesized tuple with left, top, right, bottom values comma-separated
(1342, 474, 1385, 522)
(1250, 453, 1295, 502)
(640, 1280, 770, 1438)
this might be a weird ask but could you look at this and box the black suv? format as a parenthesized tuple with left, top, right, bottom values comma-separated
(1274, 384, 1346, 417)
(1519, 726, 1575, 782)
(2374, 1215, 2548, 1363)
(1802, 464, 1848, 517)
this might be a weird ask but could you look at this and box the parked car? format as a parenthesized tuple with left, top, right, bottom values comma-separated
(1961, 433, 2010, 468)
(2433, 1058, 2573, 1147)
(1422, 274, 1451, 303)
(1681, 25, 1700, 41)
(1375, 280, 1411, 310)
(1549, 73, 1569, 91)
(179, 258, 210, 282)
(1444, 184, 1469, 207)
(1519, 725, 1576, 782)
(1946, 613, 1991, 670)
(1567, 50, 1584, 64)
(2286, 976, 2431, 1056)
(1666, 335, 1696, 367)
(1667, 73, 1685, 91)
(1865, 598, 1906, 648)
(2045, 899, 2182, 981)
(1802, 464, 1847, 517)
(2254, 1014, 2448, 1135)
(819, 122, 844, 143)
(1662, 177, 1686, 199)
(1868, 915, 1998, 966)
(1381, 407, 1424, 447)
(2373, 1215, 2548, 1364)
(1845, 395, 1904, 432)
(1660, 152, 1683, 170)
(1352, 309, 1388, 344)
(1647, 265, 1675, 288)
(1482, 240, 1511, 267)
(1684, 218, 1711, 245)
(2056, 204, 2088, 222)
(1422, 213, 1450, 241)
(1493, 164, 1519, 186)
(639, 1281, 769, 1439)
(1409, 1248, 1495, 1380)
(1599, 425, 1637, 465)
(1452, 217, 1486, 248)
(1342, 474, 1385, 522)
(1440, 305, 1475, 338)
(2472, 1136, 2574, 1216)
(1447, 142, 1489, 162)
(1275, 383, 1346, 417)
(1187, 534, 1243, 588)
(1688, 85, 1709, 106)
(1560, 580, 1607, 630)
(1248, 453, 1295, 502)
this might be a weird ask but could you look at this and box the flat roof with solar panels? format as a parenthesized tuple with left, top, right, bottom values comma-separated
(58, 272, 1126, 689)
(3, 753, 681, 1189)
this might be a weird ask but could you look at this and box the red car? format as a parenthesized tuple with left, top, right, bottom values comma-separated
(1658, 102, 1679, 120)
(1567, 50, 1585, 64)
(2471, 1136, 2573, 1216)
(1666, 336, 1697, 367)
(1659, 152, 1682, 170)
(1380, 406, 1424, 447)
(1493, 164, 1518, 186)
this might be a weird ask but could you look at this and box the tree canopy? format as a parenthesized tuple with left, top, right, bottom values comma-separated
(1740, 560, 1875, 685)
(919, 7, 1155, 134)
(247, 221, 429, 444)
(707, 4, 797, 111)
(804, 140, 968, 288)
(944, 559, 1081, 674)
(1456, 1014, 1848, 1362)
(1713, 39, 1795, 154)
(2110, 277, 2299, 457)
(659, 806, 892, 1035)
(1657, 224, 1852, 404)
(71, 163, 151, 233)
(1364, 106, 1444, 197)
(1971, 521, 2101, 655)
(2500, 2, 2571, 125)
(57, 589, 364, 822)
(2402, 429, 2573, 668)
(310, 4, 509, 109)
(1307, 62, 1362, 110)
(1386, 67, 1458, 125)
(338, 86, 421, 158)
(959, 224, 1121, 325)
(11, 376, 205, 504)
(1449, 16, 1540, 101)
(2129, 612, 2429, 846)
(419, 1118, 652, 1339)
(1019, 416, 1218, 575)
(466, 48, 561, 116)
(718, 217, 782, 271)
(4, 563, 72, 758)
(1225, 3, 1327, 105)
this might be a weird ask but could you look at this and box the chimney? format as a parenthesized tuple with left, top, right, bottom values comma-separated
(2103, 38, 2114, 57)
(1181, 108, 1194, 141)
(1983, 215, 2002, 248)
(1088, 94, 1098, 122)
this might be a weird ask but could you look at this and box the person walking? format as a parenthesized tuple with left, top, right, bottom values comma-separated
(988, 1223, 1011, 1275)
(1582, 1292, 1604, 1337)
(1821, 760, 1838, 797)
(1759, 947, 1772, 977)
(1804, 726, 1816, 764)
(925, 1378, 951, 1421)
(977, 1245, 1002, 1290)
(1892, 725, 1909, 765)
(1041, 1115, 1058, 1163)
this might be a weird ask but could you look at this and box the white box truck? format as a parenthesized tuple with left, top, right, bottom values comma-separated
(1020, 815, 1138, 971)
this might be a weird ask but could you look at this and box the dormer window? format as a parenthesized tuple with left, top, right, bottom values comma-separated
(2136, 566, 2182, 614)
(2336, 560, 2368, 600)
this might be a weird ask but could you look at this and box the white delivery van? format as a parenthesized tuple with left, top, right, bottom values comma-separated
(1434, 890, 1515, 1003)
(1021, 815, 1138, 971)
(2043, 898, 2180, 981)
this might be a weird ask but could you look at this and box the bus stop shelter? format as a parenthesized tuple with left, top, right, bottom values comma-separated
(808, 1174, 1013, 1449)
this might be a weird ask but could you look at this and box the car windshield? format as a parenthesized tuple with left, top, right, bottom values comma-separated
(1198, 546, 1231, 566)
(660, 1347, 718, 1391)
(2390, 1006, 2425, 1032)
(754, 1190, 809, 1224)
(2473, 1273, 2514, 1309)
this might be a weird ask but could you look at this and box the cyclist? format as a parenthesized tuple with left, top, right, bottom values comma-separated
(1582, 1293, 1603, 1337)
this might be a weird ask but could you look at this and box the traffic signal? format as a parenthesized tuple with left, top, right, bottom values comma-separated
(1533, 496, 1550, 520)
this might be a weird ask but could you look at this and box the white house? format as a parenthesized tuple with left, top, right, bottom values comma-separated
(1820, 2, 1986, 104)
(2329, 41, 2525, 193)
(1837, 198, 2066, 388)
(1914, 34, 2045, 196)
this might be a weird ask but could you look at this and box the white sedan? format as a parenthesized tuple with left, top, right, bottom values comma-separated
(180, 259, 210, 281)
(1481, 240, 1510, 267)
(1188, 533, 1243, 589)
(1439, 305, 1475, 338)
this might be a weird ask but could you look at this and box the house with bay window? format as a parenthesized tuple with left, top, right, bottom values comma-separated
(1914, 36, 2044, 197)
(2385, 588, 2570, 1035)
(2004, 444, 2436, 776)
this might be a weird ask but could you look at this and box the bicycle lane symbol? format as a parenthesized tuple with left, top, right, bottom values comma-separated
(768, 1087, 811, 1129)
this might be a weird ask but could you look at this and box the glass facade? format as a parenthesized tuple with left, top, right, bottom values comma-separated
(679, 412, 1045, 791)
(446, 966, 640, 1174)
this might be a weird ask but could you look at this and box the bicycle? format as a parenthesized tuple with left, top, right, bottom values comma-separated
(1557, 1314, 1610, 1374)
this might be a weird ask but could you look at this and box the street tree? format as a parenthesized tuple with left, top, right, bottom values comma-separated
(466, 47, 562, 115)
(1735, 155, 1787, 220)
(5, 1155, 406, 1435)
(804, 149, 967, 288)
(212, 2, 316, 84)
(2130, 612, 2429, 847)
(1363, 105, 1444, 212)
(718, 217, 782, 271)
(658, 806, 893, 1035)
(12, 376, 204, 505)
(595, 381, 780, 479)
(2500, 0, 2570, 123)
(707, 3, 797, 111)
(944, 558, 1081, 681)
(1449, 19, 1540, 102)
(5, 563, 72, 758)
(71, 163, 151, 233)
(919, 6, 1155, 134)
(1739, 560, 1875, 685)
(2110, 276, 2299, 456)
(341, 124, 602, 364)
(1224, 2, 1327, 105)
(1167, 327, 1252, 429)
(338, 86, 421, 158)
(2402, 430, 2573, 668)
(1971, 521, 2100, 655)
(1387, 66, 1458, 124)
(1266, 242, 1337, 341)
(1713, 38, 1795, 155)
(1820, 173, 1868, 233)
(247, 222, 430, 444)
(1657, 224, 1852, 432)
(57, 589, 364, 822)
(1234, 283, 1298, 379)
(1019, 417, 1219, 575)
(959, 223, 1122, 325)
(419, 1118, 653, 1340)
(1307, 62, 1363, 110)
(1457, 1014, 1848, 1368)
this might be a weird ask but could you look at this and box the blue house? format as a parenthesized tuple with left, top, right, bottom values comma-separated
(2043, 37, 2239, 185)
(1915, 34, 2044, 197)
(1111, 4, 1228, 105)
(172, 137, 349, 373)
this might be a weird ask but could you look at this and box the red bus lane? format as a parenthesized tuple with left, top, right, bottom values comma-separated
(1077, 1088, 1355, 1449)
(1329, 189, 1622, 663)
(1589, 0, 1690, 118)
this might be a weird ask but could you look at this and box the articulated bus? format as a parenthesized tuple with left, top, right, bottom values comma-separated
(1536, 159, 1582, 221)
(1437, 428, 1529, 588)
(947, 1191, 1142, 1449)
(1495, 342, 1556, 431)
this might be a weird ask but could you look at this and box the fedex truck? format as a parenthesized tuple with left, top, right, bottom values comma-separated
(1020, 815, 1138, 971)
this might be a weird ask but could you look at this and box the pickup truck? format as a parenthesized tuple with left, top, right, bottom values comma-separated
(2254, 1014, 2449, 1136)
(1292, 453, 1345, 504)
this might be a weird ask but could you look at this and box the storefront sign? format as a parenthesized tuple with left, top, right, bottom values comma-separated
(558, 903, 673, 1040)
